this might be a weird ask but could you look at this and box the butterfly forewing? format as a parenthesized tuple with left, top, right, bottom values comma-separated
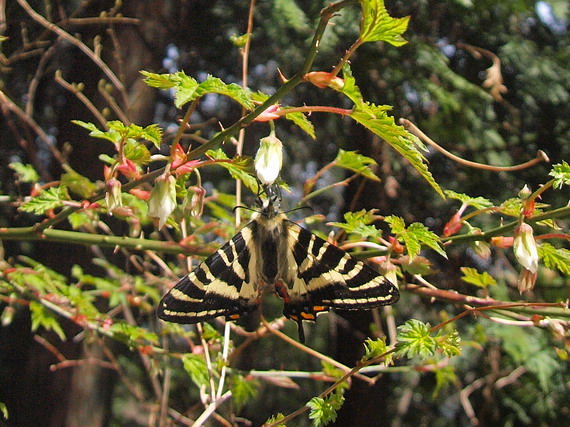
(157, 224, 259, 323)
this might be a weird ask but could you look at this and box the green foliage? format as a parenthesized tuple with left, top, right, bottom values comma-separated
(549, 161, 570, 189)
(206, 148, 258, 193)
(334, 149, 380, 181)
(0, 402, 7, 420)
(359, 0, 410, 46)
(362, 337, 390, 361)
(182, 354, 210, 389)
(29, 301, 66, 341)
(231, 374, 259, 411)
(385, 216, 447, 259)
(328, 209, 380, 239)
(307, 392, 344, 427)
(395, 319, 437, 358)
(350, 104, 443, 197)
(538, 243, 570, 276)
(61, 168, 98, 198)
(141, 71, 255, 110)
(282, 109, 316, 139)
(460, 267, 497, 288)
(73, 120, 162, 148)
(19, 186, 70, 214)
(433, 366, 456, 398)
(9, 162, 39, 183)
(444, 190, 493, 209)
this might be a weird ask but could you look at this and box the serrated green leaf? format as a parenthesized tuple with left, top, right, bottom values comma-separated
(549, 160, 570, 189)
(73, 120, 121, 144)
(436, 329, 462, 357)
(460, 267, 497, 288)
(124, 139, 151, 165)
(109, 323, 158, 346)
(61, 168, 97, 198)
(334, 149, 380, 181)
(363, 337, 389, 361)
(142, 70, 255, 110)
(328, 210, 380, 239)
(307, 393, 344, 427)
(231, 374, 259, 411)
(340, 63, 364, 106)
(182, 354, 210, 388)
(539, 243, 570, 276)
(350, 103, 443, 197)
(19, 186, 70, 214)
(395, 319, 437, 358)
(206, 149, 259, 193)
(283, 110, 316, 139)
(385, 216, 446, 259)
(360, 0, 410, 46)
(73, 120, 162, 148)
(29, 301, 66, 341)
(444, 190, 493, 209)
(265, 413, 286, 427)
(9, 162, 39, 183)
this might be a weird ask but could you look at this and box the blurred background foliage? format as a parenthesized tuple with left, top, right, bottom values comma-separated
(0, 0, 568, 426)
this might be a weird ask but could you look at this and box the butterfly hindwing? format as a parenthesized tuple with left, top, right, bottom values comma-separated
(280, 220, 399, 322)
(157, 224, 259, 323)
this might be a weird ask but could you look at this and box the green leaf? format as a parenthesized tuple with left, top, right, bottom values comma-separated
(141, 71, 255, 110)
(124, 139, 151, 165)
(307, 393, 344, 427)
(549, 160, 570, 189)
(206, 149, 259, 193)
(230, 32, 251, 48)
(265, 413, 286, 427)
(19, 186, 70, 214)
(433, 366, 456, 398)
(328, 209, 380, 239)
(0, 401, 8, 420)
(29, 301, 66, 341)
(360, 0, 410, 46)
(460, 267, 497, 288)
(182, 354, 210, 388)
(61, 167, 97, 198)
(436, 329, 462, 357)
(334, 149, 380, 181)
(340, 63, 365, 106)
(231, 374, 259, 411)
(395, 319, 437, 358)
(363, 337, 390, 361)
(539, 243, 570, 276)
(109, 323, 159, 346)
(444, 190, 493, 209)
(283, 110, 316, 139)
(385, 216, 447, 259)
(73, 120, 162, 148)
(350, 103, 444, 197)
(9, 162, 39, 183)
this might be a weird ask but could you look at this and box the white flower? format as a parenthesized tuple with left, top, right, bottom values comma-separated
(148, 175, 177, 229)
(105, 178, 123, 214)
(513, 222, 539, 274)
(254, 131, 283, 185)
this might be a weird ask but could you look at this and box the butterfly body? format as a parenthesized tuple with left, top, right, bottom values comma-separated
(157, 200, 399, 340)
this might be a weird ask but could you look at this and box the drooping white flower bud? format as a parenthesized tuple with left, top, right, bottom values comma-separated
(148, 174, 177, 229)
(254, 131, 283, 186)
(513, 222, 539, 274)
(105, 178, 123, 214)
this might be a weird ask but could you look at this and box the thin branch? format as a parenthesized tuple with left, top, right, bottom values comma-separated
(16, 0, 128, 107)
(401, 118, 549, 171)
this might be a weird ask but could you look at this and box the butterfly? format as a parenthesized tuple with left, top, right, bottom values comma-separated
(157, 195, 399, 342)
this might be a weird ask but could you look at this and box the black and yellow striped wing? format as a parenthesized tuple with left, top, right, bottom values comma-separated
(156, 224, 260, 323)
(278, 220, 399, 323)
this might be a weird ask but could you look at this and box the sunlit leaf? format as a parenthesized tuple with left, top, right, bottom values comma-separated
(19, 186, 70, 214)
(360, 0, 410, 46)
(539, 243, 570, 276)
(460, 267, 497, 288)
(549, 160, 570, 189)
(395, 319, 436, 358)
(9, 162, 39, 183)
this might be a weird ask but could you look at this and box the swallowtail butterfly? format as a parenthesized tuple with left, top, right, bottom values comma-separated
(157, 194, 399, 342)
